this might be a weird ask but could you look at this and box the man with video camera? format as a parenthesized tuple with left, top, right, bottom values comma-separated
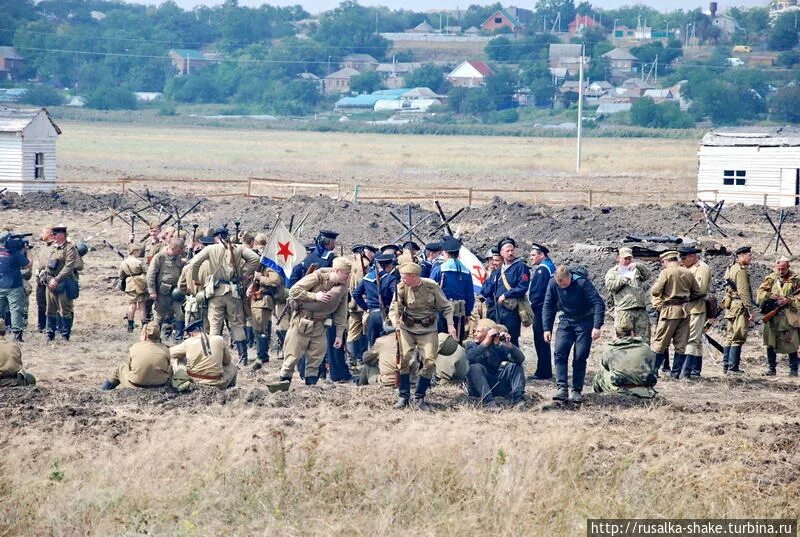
(465, 318, 526, 410)
(0, 229, 32, 341)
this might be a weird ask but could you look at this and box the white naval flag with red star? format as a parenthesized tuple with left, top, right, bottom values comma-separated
(260, 219, 305, 283)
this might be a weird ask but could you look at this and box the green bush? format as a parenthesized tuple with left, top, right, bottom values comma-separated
(20, 85, 64, 106)
(86, 87, 137, 110)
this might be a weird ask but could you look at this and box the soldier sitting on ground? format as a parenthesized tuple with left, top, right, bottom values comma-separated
(592, 336, 658, 399)
(102, 322, 171, 390)
(0, 319, 36, 387)
(170, 319, 238, 391)
(465, 318, 526, 411)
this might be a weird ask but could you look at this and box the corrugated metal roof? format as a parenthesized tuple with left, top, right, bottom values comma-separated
(0, 107, 62, 134)
(335, 93, 404, 108)
(701, 127, 800, 147)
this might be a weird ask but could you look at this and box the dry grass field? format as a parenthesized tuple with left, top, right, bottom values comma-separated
(57, 121, 699, 204)
(2, 124, 798, 536)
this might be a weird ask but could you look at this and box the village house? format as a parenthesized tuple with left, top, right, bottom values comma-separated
(340, 54, 379, 72)
(446, 60, 494, 88)
(0, 47, 24, 81)
(548, 44, 586, 77)
(0, 107, 61, 194)
(409, 21, 435, 33)
(168, 49, 213, 76)
(480, 8, 531, 33)
(323, 67, 360, 94)
(602, 47, 638, 77)
(377, 62, 422, 89)
(698, 127, 800, 207)
(568, 15, 599, 35)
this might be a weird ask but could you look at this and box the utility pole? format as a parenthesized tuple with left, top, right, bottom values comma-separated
(576, 43, 584, 174)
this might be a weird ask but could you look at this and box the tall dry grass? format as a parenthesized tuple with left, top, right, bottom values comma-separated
(1, 393, 798, 536)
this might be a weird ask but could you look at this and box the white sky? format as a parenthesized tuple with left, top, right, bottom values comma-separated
(128, 0, 768, 16)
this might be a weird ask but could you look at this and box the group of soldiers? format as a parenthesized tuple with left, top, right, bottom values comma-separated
(2, 219, 799, 407)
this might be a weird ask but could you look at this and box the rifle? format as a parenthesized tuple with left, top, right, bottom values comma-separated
(393, 285, 402, 388)
(274, 262, 318, 326)
(234, 221, 241, 244)
(762, 289, 800, 323)
(189, 224, 198, 259)
(246, 216, 281, 300)
(702, 321, 725, 353)
(102, 239, 126, 259)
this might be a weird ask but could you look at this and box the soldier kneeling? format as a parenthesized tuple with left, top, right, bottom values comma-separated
(592, 336, 658, 399)
(170, 319, 238, 391)
(0, 319, 36, 387)
(102, 321, 171, 390)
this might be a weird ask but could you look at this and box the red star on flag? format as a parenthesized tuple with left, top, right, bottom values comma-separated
(277, 241, 293, 262)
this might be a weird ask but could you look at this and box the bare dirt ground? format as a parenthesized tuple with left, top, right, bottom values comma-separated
(2, 191, 799, 536)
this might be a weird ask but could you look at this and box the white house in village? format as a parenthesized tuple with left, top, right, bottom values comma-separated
(0, 107, 61, 194)
(697, 127, 800, 207)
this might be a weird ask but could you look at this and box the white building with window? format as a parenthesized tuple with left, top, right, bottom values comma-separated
(0, 107, 61, 194)
(697, 127, 800, 207)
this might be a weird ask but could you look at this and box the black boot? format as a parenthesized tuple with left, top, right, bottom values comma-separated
(670, 353, 686, 379)
(766, 347, 777, 376)
(305, 375, 318, 386)
(174, 320, 185, 342)
(127, 319, 135, 333)
(728, 345, 744, 374)
(46, 315, 57, 341)
(394, 373, 411, 408)
(235, 340, 248, 366)
(789, 352, 799, 377)
(245, 326, 255, 348)
(681, 355, 695, 379)
(692, 355, 703, 378)
(413, 376, 432, 411)
(37, 308, 46, 333)
(12, 330, 23, 342)
(661, 352, 671, 372)
(60, 316, 73, 341)
(654, 353, 667, 376)
(723, 346, 731, 374)
(252, 335, 270, 370)
(101, 379, 120, 390)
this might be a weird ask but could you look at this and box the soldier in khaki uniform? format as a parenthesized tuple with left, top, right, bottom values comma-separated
(388, 262, 455, 410)
(102, 322, 172, 389)
(680, 246, 712, 378)
(170, 319, 238, 390)
(0, 319, 35, 387)
(42, 225, 80, 341)
(604, 246, 651, 342)
(248, 247, 285, 369)
(143, 224, 164, 265)
(119, 244, 149, 333)
(178, 236, 213, 332)
(188, 228, 260, 364)
(147, 237, 186, 339)
(650, 250, 704, 379)
(279, 257, 351, 385)
(346, 245, 375, 365)
(722, 246, 755, 374)
(756, 257, 800, 376)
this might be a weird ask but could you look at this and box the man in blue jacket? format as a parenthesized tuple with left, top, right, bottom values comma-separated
(543, 265, 605, 403)
(483, 237, 530, 347)
(0, 232, 31, 342)
(466, 318, 526, 410)
(528, 243, 556, 380)
(430, 238, 474, 342)
(352, 253, 397, 347)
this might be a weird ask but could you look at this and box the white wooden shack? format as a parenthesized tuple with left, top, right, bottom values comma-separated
(698, 127, 800, 207)
(0, 107, 61, 194)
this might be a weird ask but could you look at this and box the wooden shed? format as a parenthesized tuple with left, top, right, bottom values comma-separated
(0, 107, 61, 194)
(697, 127, 800, 207)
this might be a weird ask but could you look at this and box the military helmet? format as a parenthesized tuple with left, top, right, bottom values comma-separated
(75, 241, 90, 257)
(171, 288, 186, 303)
